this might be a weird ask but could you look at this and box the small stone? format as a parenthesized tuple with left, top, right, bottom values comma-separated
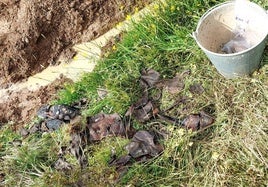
(36, 105, 49, 119)
(19, 127, 29, 137)
(12, 140, 22, 147)
(45, 119, 64, 131)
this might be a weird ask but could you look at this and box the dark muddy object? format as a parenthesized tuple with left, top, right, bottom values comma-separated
(44, 119, 64, 131)
(109, 130, 163, 176)
(27, 118, 64, 133)
(189, 83, 205, 94)
(127, 130, 163, 158)
(87, 113, 135, 142)
(182, 111, 214, 131)
(125, 69, 160, 123)
(140, 69, 160, 87)
(29, 100, 85, 133)
(37, 104, 78, 121)
(35, 104, 79, 131)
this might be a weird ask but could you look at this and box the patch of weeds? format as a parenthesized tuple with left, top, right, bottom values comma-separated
(0, 125, 74, 186)
(0, 125, 21, 156)
(41, 137, 130, 186)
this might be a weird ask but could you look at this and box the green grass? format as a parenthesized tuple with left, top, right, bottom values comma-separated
(1, 0, 268, 186)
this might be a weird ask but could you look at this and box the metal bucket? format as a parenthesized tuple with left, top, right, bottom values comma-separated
(193, 1, 268, 78)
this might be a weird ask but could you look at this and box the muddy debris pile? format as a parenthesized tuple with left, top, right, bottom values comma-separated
(20, 69, 215, 179)
(0, 76, 74, 129)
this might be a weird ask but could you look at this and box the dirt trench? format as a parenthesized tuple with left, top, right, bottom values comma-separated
(0, 0, 150, 128)
(0, 0, 150, 86)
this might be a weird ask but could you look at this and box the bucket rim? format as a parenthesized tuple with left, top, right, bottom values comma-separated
(193, 32, 267, 57)
(194, 1, 268, 57)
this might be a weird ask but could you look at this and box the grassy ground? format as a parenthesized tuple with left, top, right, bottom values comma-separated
(1, 0, 267, 186)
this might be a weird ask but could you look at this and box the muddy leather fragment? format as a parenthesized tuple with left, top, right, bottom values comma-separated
(182, 111, 214, 131)
(189, 83, 205, 94)
(87, 113, 129, 142)
(110, 130, 163, 169)
(69, 124, 89, 169)
(54, 158, 72, 171)
(129, 130, 163, 157)
(140, 69, 160, 88)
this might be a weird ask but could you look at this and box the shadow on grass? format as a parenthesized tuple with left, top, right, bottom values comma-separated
(261, 45, 268, 66)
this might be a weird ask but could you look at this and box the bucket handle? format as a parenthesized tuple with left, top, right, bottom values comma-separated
(192, 31, 198, 41)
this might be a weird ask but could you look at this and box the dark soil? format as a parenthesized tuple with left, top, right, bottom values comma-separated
(0, 0, 150, 127)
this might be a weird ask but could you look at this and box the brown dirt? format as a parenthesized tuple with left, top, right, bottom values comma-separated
(0, 0, 150, 128)
(0, 0, 150, 87)
(0, 76, 74, 129)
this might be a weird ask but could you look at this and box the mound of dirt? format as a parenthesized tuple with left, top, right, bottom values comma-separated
(0, 76, 73, 129)
(0, 0, 150, 128)
(0, 0, 150, 87)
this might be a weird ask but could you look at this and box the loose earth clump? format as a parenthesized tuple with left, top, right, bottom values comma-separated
(0, 76, 74, 129)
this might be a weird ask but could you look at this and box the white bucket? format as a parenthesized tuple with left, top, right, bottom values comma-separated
(193, 1, 268, 78)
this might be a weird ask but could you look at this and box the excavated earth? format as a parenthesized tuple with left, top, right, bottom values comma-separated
(0, 0, 150, 129)
(0, 76, 73, 128)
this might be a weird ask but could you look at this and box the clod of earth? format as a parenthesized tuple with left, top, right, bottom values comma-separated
(27, 119, 62, 133)
(34, 99, 87, 132)
(42, 119, 64, 131)
(27, 104, 79, 133)
(20, 99, 87, 134)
